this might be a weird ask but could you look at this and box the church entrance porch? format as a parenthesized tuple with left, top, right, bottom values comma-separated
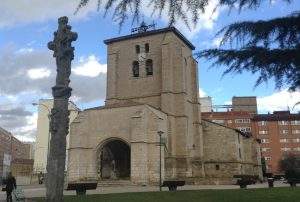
(98, 139, 130, 180)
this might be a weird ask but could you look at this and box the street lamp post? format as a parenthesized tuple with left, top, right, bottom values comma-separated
(157, 131, 164, 191)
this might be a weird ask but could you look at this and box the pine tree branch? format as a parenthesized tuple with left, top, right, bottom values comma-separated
(218, 11, 300, 49)
(75, 0, 292, 27)
(198, 46, 300, 90)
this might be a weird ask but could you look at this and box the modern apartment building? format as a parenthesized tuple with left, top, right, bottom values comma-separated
(33, 99, 79, 173)
(252, 111, 300, 174)
(200, 96, 213, 112)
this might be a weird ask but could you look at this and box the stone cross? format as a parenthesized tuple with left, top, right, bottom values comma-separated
(46, 16, 77, 202)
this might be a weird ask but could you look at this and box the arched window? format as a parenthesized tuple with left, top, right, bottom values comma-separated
(145, 43, 149, 53)
(135, 45, 140, 54)
(146, 59, 153, 76)
(132, 61, 139, 77)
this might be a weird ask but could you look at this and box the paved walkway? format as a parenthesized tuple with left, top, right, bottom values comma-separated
(0, 182, 290, 201)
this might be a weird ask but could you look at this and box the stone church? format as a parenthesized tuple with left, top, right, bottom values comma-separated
(67, 26, 262, 185)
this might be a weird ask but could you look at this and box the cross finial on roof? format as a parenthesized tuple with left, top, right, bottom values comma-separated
(131, 21, 156, 34)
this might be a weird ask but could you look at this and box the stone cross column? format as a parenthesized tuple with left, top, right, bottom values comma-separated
(47, 16, 77, 202)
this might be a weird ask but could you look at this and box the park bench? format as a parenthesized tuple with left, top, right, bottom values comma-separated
(233, 175, 258, 188)
(287, 178, 300, 187)
(66, 182, 97, 195)
(161, 180, 185, 191)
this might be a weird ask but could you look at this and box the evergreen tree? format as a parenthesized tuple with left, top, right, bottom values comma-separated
(76, 0, 299, 90)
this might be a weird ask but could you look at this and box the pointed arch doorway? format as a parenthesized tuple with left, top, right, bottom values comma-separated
(98, 139, 130, 180)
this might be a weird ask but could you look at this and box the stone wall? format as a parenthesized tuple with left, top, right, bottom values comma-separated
(67, 104, 168, 185)
(202, 120, 262, 184)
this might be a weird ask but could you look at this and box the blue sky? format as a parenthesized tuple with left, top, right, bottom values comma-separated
(0, 0, 300, 141)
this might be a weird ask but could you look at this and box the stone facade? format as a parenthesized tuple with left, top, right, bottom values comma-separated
(67, 27, 262, 185)
(68, 102, 168, 185)
(201, 120, 262, 184)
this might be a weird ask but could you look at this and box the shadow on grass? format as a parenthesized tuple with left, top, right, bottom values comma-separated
(34, 187, 300, 202)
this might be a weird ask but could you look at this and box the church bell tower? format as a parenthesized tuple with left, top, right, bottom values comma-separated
(104, 24, 204, 179)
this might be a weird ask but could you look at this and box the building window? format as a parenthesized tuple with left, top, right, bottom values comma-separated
(212, 119, 225, 124)
(292, 130, 300, 134)
(135, 45, 140, 54)
(145, 43, 149, 53)
(280, 138, 289, 143)
(258, 121, 267, 126)
(278, 120, 289, 125)
(215, 164, 220, 170)
(281, 130, 289, 135)
(292, 138, 300, 143)
(281, 147, 291, 152)
(261, 148, 271, 152)
(146, 59, 153, 76)
(265, 157, 271, 161)
(259, 130, 268, 135)
(261, 139, 270, 143)
(132, 61, 139, 77)
(293, 147, 300, 151)
(291, 120, 300, 125)
(237, 127, 251, 132)
(235, 119, 250, 123)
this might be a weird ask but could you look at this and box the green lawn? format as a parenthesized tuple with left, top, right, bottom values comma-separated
(36, 187, 300, 202)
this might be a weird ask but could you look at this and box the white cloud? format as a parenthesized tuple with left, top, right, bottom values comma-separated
(224, 100, 232, 105)
(27, 68, 51, 79)
(0, 0, 99, 28)
(0, 102, 36, 141)
(19, 113, 38, 132)
(199, 88, 207, 97)
(140, 0, 220, 39)
(0, 0, 221, 39)
(16, 48, 34, 54)
(0, 45, 106, 102)
(72, 55, 107, 77)
(257, 89, 300, 113)
(271, 0, 277, 5)
(212, 37, 223, 48)
(13, 112, 38, 142)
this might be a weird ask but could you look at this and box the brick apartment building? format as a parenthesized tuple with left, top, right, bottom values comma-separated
(202, 111, 253, 134)
(201, 96, 300, 175)
(0, 127, 33, 178)
(252, 111, 300, 174)
(202, 96, 257, 134)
